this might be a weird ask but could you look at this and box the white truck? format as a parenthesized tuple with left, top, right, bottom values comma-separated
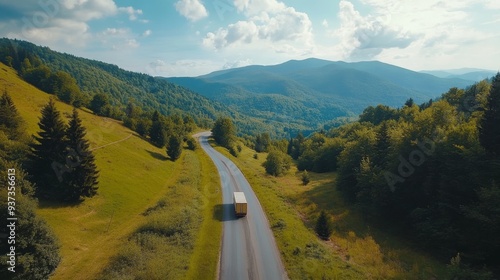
(233, 192, 247, 217)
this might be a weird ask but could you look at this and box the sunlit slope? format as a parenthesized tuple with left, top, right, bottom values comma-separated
(0, 62, 184, 279)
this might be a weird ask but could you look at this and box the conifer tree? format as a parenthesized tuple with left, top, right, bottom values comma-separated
(315, 210, 332, 240)
(65, 108, 99, 200)
(149, 111, 167, 148)
(0, 90, 25, 139)
(479, 73, 500, 157)
(30, 99, 67, 198)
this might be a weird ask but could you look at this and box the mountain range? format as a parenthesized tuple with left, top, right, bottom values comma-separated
(1, 38, 491, 137)
(168, 58, 485, 132)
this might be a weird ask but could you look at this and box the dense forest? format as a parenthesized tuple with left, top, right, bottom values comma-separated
(255, 75, 499, 277)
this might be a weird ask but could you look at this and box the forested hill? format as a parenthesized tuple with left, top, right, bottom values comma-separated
(0, 38, 232, 128)
(168, 58, 475, 130)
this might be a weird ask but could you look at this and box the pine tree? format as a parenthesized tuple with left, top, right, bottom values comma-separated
(0, 90, 25, 139)
(30, 99, 67, 198)
(65, 108, 99, 201)
(479, 73, 500, 157)
(166, 134, 183, 161)
(149, 111, 167, 148)
(315, 210, 332, 240)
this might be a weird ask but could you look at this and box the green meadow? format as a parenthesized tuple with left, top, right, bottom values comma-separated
(1, 63, 221, 280)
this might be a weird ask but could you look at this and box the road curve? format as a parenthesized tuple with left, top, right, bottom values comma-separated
(195, 132, 287, 280)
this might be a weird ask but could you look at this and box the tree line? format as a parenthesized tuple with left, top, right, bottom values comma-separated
(279, 76, 499, 277)
(0, 92, 60, 279)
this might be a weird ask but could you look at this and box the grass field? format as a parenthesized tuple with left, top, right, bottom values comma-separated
(214, 142, 449, 279)
(0, 63, 221, 279)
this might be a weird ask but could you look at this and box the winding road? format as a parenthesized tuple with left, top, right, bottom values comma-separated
(196, 132, 287, 280)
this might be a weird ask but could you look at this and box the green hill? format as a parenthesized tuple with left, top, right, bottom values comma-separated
(168, 58, 474, 131)
(0, 62, 221, 279)
(0, 38, 315, 137)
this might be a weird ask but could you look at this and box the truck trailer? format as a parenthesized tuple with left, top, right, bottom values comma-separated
(233, 192, 247, 217)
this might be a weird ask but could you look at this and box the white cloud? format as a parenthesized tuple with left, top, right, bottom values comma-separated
(335, 0, 500, 70)
(322, 19, 329, 28)
(98, 28, 141, 50)
(175, 0, 208, 22)
(146, 59, 219, 77)
(334, 0, 416, 60)
(203, 0, 313, 54)
(0, 0, 147, 51)
(118, 6, 143, 21)
(142, 30, 152, 37)
(222, 59, 252, 69)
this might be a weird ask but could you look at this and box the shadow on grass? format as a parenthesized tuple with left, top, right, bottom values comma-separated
(38, 198, 82, 209)
(145, 149, 168, 161)
(213, 203, 238, 222)
(303, 180, 369, 238)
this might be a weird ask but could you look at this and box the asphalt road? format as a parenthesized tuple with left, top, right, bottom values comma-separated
(196, 132, 287, 280)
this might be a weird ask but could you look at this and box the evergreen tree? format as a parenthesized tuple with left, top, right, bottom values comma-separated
(65, 109, 99, 201)
(315, 210, 332, 240)
(0, 90, 25, 139)
(479, 73, 500, 157)
(167, 134, 183, 161)
(149, 111, 167, 148)
(30, 99, 67, 198)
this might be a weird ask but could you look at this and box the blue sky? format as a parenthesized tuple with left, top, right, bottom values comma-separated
(0, 0, 499, 76)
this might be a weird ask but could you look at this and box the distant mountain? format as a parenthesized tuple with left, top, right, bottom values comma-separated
(168, 58, 473, 129)
(421, 68, 496, 81)
(0, 38, 323, 137)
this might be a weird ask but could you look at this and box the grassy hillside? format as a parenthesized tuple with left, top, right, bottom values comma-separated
(0, 62, 221, 279)
(213, 142, 450, 279)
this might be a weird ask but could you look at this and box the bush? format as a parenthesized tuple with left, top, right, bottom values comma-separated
(301, 170, 310, 185)
(262, 150, 292, 176)
(186, 137, 197, 150)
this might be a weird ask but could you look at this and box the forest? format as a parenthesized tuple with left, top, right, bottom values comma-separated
(253, 75, 499, 278)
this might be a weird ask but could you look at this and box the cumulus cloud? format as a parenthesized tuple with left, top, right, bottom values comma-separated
(0, 0, 146, 50)
(175, 0, 208, 22)
(335, 0, 416, 60)
(142, 29, 152, 37)
(203, 0, 313, 53)
(118, 6, 143, 21)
